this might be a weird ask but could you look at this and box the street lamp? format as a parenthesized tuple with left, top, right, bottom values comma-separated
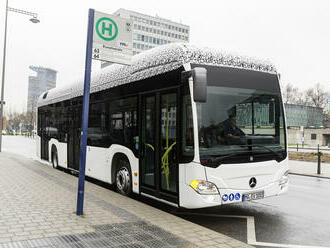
(0, 0, 40, 152)
(30, 17, 40, 24)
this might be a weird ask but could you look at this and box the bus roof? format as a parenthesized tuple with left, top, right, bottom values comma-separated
(38, 43, 277, 107)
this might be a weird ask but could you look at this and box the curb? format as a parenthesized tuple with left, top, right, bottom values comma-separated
(289, 172, 330, 179)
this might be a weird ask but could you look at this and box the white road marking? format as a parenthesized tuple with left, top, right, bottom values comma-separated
(176, 212, 330, 248)
(254, 242, 329, 248)
(246, 216, 256, 244)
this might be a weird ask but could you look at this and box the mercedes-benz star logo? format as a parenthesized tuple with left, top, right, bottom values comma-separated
(249, 177, 257, 188)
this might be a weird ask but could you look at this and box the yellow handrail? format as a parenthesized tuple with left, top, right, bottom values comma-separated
(161, 142, 176, 190)
(146, 143, 154, 151)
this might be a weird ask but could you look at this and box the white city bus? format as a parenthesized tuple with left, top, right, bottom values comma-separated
(37, 43, 289, 209)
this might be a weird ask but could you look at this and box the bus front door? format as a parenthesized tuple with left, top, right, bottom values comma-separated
(140, 91, 179, 204)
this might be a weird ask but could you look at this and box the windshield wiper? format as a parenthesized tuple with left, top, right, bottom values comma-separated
(208, 150, 253, 164)
(201, 146, 284, 167)
(239, 144, 283, 160)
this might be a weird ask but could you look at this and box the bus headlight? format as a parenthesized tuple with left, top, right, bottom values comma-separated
(190, 180, 219, 195)
(279, 170, 289, 186)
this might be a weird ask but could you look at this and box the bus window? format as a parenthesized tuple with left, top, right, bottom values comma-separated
(88, 102, 110, 147)
(109, 97, 138, 150)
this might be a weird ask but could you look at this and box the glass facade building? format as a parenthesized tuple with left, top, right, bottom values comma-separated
(27, 66, 57, 112)
(285, 104, 323, 127)
(235, 103, 323, 128)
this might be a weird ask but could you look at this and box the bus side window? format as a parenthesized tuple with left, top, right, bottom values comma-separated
(124, 110, 138, 150)
(109, 97, 138, 151)
(88, 102, 110, 147)
(110, 112, 123, 144)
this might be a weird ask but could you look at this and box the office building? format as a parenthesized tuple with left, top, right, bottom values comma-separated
(27, 66, 57, 112)
(102, 9, 190, 68)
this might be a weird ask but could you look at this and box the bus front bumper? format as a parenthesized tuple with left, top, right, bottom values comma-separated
(180, 179, 288, 209)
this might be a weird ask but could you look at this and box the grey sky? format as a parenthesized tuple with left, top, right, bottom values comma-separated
(0, 0, 329, 112)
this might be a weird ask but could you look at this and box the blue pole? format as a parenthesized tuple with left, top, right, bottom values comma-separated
(77, 8, 94, 216)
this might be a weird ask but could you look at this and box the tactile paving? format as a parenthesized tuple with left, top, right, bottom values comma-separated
(0, 221, 194, 248)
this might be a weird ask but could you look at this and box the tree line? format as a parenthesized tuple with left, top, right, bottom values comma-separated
(5, 110, 35, 133)
(282, 82, 329, 110)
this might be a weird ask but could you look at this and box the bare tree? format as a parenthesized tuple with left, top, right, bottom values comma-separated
(5, 110, 36, 134)
(305, 83, 329, 109)
(282, 83, 302, 104)
(6, 111, 23, 132)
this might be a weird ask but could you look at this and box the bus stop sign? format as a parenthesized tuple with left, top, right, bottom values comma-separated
(93, 11, 132, 65)
(77, 9, 132, 216)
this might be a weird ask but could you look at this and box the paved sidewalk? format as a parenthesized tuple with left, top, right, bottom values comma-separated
(289, 159, 330, 179)
(0, 152, 250, 248)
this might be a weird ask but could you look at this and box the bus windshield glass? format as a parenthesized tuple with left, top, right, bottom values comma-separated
(194, 65, 286, 163)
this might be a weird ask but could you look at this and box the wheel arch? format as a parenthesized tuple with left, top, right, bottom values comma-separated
(111, 153, 131, 184)
(51, 144, 57, 162)
(48, 138, 59, 163)
(107, 145, 139, 193)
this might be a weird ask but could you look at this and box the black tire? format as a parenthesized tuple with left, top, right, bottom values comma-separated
(115, 159, 132, 196)
(52, 149, 58, 169)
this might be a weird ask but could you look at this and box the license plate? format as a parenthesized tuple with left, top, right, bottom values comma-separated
(243, 190, 264, 201)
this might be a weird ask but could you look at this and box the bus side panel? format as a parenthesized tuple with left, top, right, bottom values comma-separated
(58, 142, 67, 168)
(48, 139, 68, 168)
(36, 135, 41, 158)
(85, 146, 108, 182)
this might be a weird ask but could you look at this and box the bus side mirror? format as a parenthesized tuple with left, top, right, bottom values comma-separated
(182, 67, 207, 103)
(192, 67, 207, 102)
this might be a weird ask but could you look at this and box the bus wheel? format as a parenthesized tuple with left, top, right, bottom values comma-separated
(115, 160, 132, 196)
(52, 150, 58, 169)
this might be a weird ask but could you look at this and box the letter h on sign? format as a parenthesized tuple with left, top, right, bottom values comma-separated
(102, 22, 112, 36)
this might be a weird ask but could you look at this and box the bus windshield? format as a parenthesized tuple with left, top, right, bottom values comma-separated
(195, 65, 286, 163)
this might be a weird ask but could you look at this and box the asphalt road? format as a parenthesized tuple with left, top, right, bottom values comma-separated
(139, 175, 330, 248)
